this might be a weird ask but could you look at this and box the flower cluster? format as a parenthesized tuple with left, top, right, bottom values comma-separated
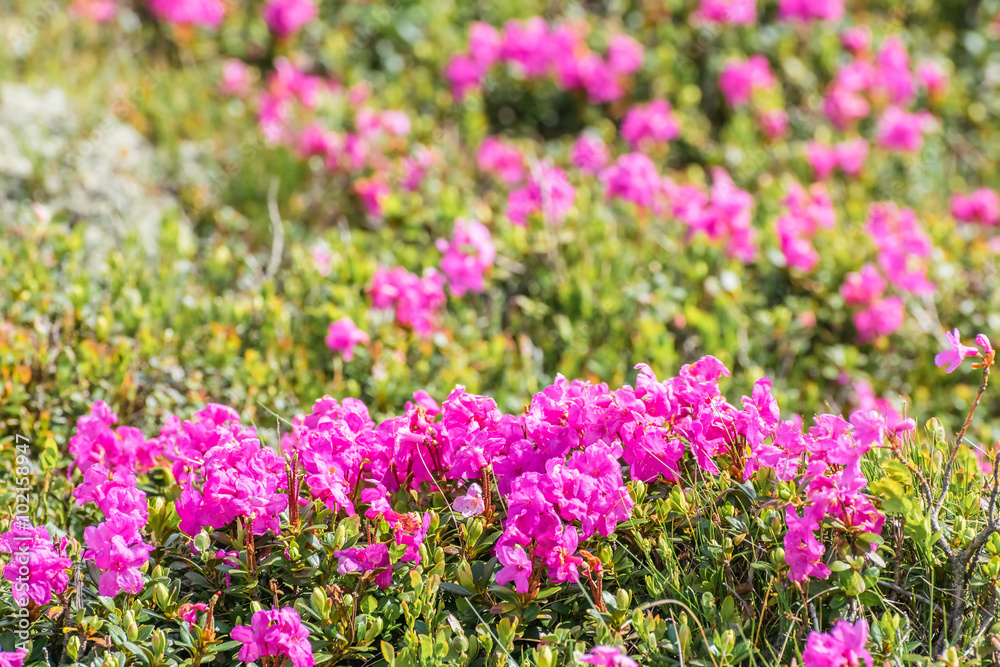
(231, 607, 315, 667)
(620, 100, 681, 151)
(148, 0, 226, 28)
(75, 464, 154, 597)
(435, 218, 496, 296)
(369, 266, 447, 336)
(805, 138, 869, 180)
(445, 19, 643, 103)
(801, 619, 873, 667)
(952, 188, 1000, 227)
(68, 400, 161, 475)
(773, 182, 836, 272)
(0, 520, 71, 607)
(507, 164, 577, 226)
(837, 203, 934, 342)
(719, 56, 775, 107)
(151, 404, 288, 536)
(260, 0, 316, 39)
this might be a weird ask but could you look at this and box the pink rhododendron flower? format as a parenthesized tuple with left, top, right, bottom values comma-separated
(977, 334, 993, 356)
(179, 603, 209, 629)
(839, 264, 885, 306)
(834, 138, 869, 176)
(369, 266, 446, 336)
(917, 60, 949, 98)
(935, 328, 979, 373)
(621, 100, 680, 151)
(0, 520, 71, 606)
(70, 0, 118, 21)
(602, 153, 662, 210)
(606, 34, 644, 75)
(580, 645, 639, 667)
(401, 146, 438, 191)
(507, 164, 576, 226)
(719, 56, 774, 107)
(841, 26, 871, 54)
(219, 59, 251, 98)
(83, 514, 155, 597)
(469, 22, 502, 68)
(477, 137, 525, 184)
(148, 0, 226, 27)
(802, 619, 873, 667)
(875, 37, 914, 105)
(778, 0, 844, 22)
(445, 54, 484, 100)
(952, 189, 1000, 226)
(454, 484, 485, 517)
(499, 17, 551, 78)
(69, 401, 161, 474)
(571, 133, 609, 173)
(759, 110, 788, 139)
(231, 608, 315, 667)
(854, 296, 905, 342)
(865, 203, 934, 295)
(774, 183, 835, 272)
(495, 545, 532, 593)
(354, 178, 390, 217)
(325, 317, 369, 361)
(806, 142, 839, 181)
(435, 218, 496, 296)
(260, 0, 316, 38)
(0, 651, 25, 667)
(334, 544, 392, 588)
(693, 0, 757, 25)
(876, 107, 933, 152)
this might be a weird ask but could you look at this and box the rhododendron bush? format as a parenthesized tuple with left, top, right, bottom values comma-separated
(5, 0, 1000, 663)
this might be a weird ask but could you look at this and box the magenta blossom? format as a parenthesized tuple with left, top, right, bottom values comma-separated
(495, 545, 532, 593)
(231, 607, 315, 667)
(952, 189, 1000, 226)
(436, 218, 496, 296)
(219, 59, 251, 98)
(454, 484, 485, 517)
(579, 645, 639, 667)
(147, 0, 226, 27)
(260, 0, 316, 38)
(325, 317, 369, 362)
(621, 100, 680, 151)
(935, 328, 979, 373)
(693, 0, 756, 25)
(0, 651, 25, 667)
(571, 133, 610, 173)
(0, 520, 71, 607)
(802, 619, 873, 667)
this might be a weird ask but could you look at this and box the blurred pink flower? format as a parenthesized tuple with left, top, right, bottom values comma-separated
(354, 178, 390, 217)
(219, 59, 251, 97)
(436, 218, 496, 296)
(148, 0, 226, 28)
(325, 318, 369, 362)
(917, 60, 949, 98)
(719, 55, 774, 107)
(876, 106, 933, 152)
(580, 646, 639, 667)
(261, 0, 316, 38)
(693, 0, 757, 25)
(854, 296, 905, 342)
(621, 100, 680, 151)
(571, 133, 610, 173)
(952, 188, 1000, 226)
(607, 34, 644, 75)
(70, 0, 118, 21)
(778, 0, 844, 22)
